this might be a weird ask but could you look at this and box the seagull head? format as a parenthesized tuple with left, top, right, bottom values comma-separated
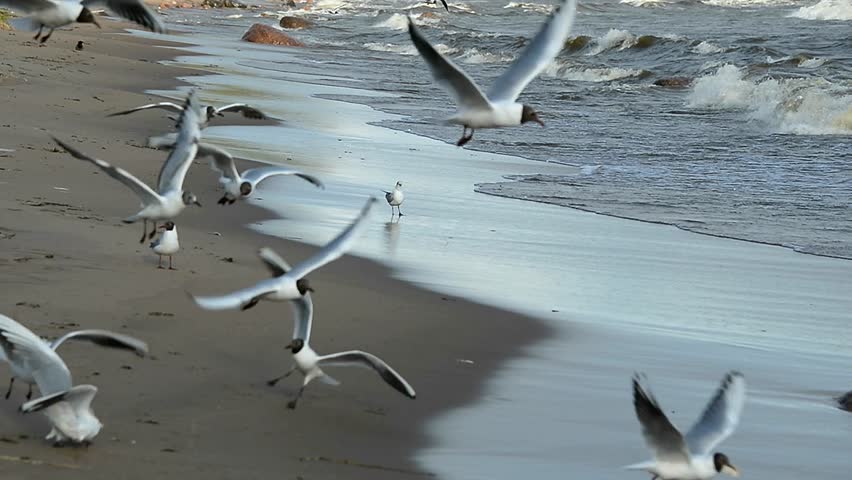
(285, 338, 305, 353)
(204, 106, 217, 120)
(714, 453, 739, 477)
(76, 8, 101, 29)
(239, 181, 253, 196)
(521, 105, 545, 127)
(182, 191, 202, 207)
(159, 221, 176, 231)
(395, 181, 403, 189)
(296, 278, 314, 295)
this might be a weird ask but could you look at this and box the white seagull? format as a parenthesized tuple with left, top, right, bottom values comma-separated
(109, 101, 268, 127)
(627, 371, 746, 480)
(191, 196, 377, 311)
(266, 294, 416, 409)
(1, 0, 166, 43)
(149, 138, 324, 205)
(0, 314, 148, 445)
(149, 221, 179, 270)
(407, 0, 577, 146)
(53, 90, 203, 244)
(383, 181, 405, 216)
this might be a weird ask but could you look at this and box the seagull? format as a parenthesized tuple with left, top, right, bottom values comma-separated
(149, 221, 179, 270)
(53, 90, 203, 244)
(0, 314, 148, 445)
(426, 0, 449, 12)
(148, 138, 324, 205)
(108, 101, 268, 127)
(407, 0, 577, 146)
(191, 197, 377, 311)
(0, 0, 166, 43)
(383, 181, 405, 216)
(266, 294, 416, 409)
(627, 371, 746, 480)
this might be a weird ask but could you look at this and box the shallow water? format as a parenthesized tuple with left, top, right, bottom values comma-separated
(130, 1, 852, 478)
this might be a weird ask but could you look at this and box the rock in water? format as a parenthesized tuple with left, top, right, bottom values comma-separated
(201, 0, 247, 7)
(279, 16, 312, 29)
(241, 24, 305, 47)
(653, 77, 692, 88)
(838, 391, 852, 411)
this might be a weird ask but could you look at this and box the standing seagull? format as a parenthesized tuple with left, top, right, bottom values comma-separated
(627, 371, 746, 480)
(191, 197, 377, 311)
(1, 0, 166, 43)
(149, 139, 324, 205)
(149, 221, 179, 270)
(383, 181, 405, 216)
(53, 90, 203, 244)
(0, 314, 148, 445)
(266, 294, 416, 409)
(109, 101, 268, 127)
(407, 0, 577, 146)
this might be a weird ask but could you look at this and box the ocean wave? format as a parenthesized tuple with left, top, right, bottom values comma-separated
(619, 0, 681, 6)
(701, 0, 799, 7)
(586, 29, 661, 55)
(503, 2, 555, 13)
(545, 63, 648, 82)
(363, 42, 456, 56)
(790, 0, 852, 20)
(373, 12, 440, 30)
(457, 48, 515, 64)
(687, 64, 852, 134)
(798, 57, 826, 68)
(692, 41, 724, 54)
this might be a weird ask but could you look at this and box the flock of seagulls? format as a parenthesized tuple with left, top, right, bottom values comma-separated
(0, 1, 752, 478)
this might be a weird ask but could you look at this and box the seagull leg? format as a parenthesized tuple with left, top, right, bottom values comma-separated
(40, 28, 54, 44)
(398, 206, 404, 217)
(139, 219, 148, 244)
(287, 385, 306, 409)
(26, 383, 32, 400)
(457, 127, 474, 147)
(4, 378, 13, 399)
(266, 366, 296, 387)
(148, 221, 158, 240)
(168, 256, 176, 271)
(241, 297, 261, 311)
(217, 195, 228, 205)
(157, 255, 164, 269)
(33, 26, 43, 41)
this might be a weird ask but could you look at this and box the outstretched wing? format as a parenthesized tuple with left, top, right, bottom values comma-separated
(157, 90, 202, 194)
(632, 374, 690, 464)
(289, 294, 312, 344)
(196, 143, 240, 182)
(21, 385, 98, 414)
(318, 350, 416, 398)
(240, 166, 325, 190)
(685, 371, 746, 456)
(407, 17, 491, 111)
(257, 247, 291, 277)
(487, 0, 577, 103)
(0, 314, 72, 396)
(49, 329, 148, 358)
(83, 0, 166, 33)
(190, 277, 281, 311)
(287, 197, 377, 280)
(52, 136, 160, 205)
(214, 104, 268, 120)
(107, 102, 183, 118)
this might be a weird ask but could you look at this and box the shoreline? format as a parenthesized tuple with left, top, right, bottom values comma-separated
(0, 22, 551, 478)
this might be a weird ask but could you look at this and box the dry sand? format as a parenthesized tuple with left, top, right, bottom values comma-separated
(0, 23, 548, 478)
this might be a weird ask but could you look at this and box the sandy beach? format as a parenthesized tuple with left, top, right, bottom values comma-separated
(0, 23, 548, 478)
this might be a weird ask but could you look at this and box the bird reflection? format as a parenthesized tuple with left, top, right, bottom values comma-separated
(384, 217, 401, 255)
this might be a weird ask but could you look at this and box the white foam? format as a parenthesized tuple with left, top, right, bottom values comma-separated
(798, 57, 826, 68)
(545, 63, 644, 82)
(587, 29, 637, 55)
(693, 41, 724, 55)
(363, 42, 456, 56)
(374, 12, 440, 31)
(701, 0, 798, 7)
(620, 0, 677, 6)
(503, 2, 555, 13)
(688, 64, 852, 134)
(790, 0, 852, 20)
(457, 48, 515, 64)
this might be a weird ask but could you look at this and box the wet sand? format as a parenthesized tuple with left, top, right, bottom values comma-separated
(0, 24, 548, 478)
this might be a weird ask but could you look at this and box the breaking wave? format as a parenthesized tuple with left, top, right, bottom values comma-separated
(790, 0, 852, 20)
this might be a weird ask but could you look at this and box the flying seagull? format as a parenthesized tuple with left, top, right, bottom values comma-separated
(1, 0, 166, 43)
(191, 197, 377, 311)
(407, 0, 577, 146)
(383, 181, 405, 216)
(53, 90, 203, 244)
(109, 101, 268, 127)
(627, 371, 746, 480)
(149, 221, 179, 270)
(0, 314, 148, 445)
(148, 138, 324, 205)
(266, 294, 416, 409)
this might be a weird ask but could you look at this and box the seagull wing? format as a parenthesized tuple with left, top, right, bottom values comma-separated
(49, 329, 149, 358)
(407, 17, 491, 111)
(107, 102, 183, 117)
(486, 0, 577, 103)
(83, 0, 166, 33)
(633, 374, 691, 464)
(287, 197, 377, 280)
(21, 384, 98, 414)
(191, 277, 281, 311)
(52, 136, 160, 206)
(318, 350, 416, 398)
(157, 90, 202, 194)
(438, 0, 448, 12)
(214, 104, 268, 120)
(197, 143, 240, 182)
(684, 371, 747, 456)
(0, 0, 55, 13)
(0, 315, 72, 396)
(289, 294, 312, 344)
(257, 247, 291, 277)
(240, 166, 325, 190)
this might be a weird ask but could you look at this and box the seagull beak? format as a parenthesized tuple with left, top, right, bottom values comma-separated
(157, 225, 167, 230)
(284, 340, 296, 349)
(92, 17, 101, 29)
(307, 286, 315, 293)
(194, 200, 202, 207)
(721, 464, 739, 477)
(535, 117, 545, 127)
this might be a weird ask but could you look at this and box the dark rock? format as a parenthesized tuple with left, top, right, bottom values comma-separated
(838, 391, 852, 411)
(653, 77, 692, 88)
(201, 0, 247, 7)
(241, 24, 305, 47)
(279, 16, 312, 29)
